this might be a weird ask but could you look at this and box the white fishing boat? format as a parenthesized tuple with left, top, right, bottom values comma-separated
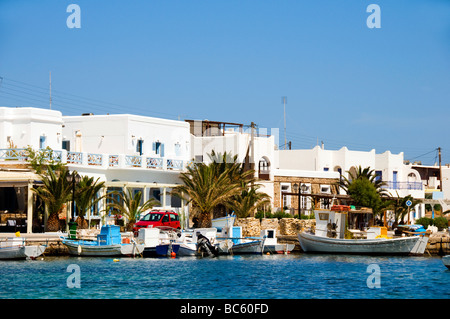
(137, 226, 181, 257)
(62, 225, 144, 257)
(216, 225, 265, 255)
(261, 229, 295, 254)
(0, 236, 46, 260)
(298, 206, 429, 255)
(442, 255, 450, 269)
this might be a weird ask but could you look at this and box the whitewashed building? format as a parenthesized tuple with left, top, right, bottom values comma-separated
(0, 107, 192, 233)
(276, 145, 427, 222)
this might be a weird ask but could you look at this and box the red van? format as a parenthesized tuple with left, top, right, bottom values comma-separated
(133, 210, 181, 235)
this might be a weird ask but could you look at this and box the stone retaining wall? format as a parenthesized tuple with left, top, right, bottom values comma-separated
(235, 217, 315, 237)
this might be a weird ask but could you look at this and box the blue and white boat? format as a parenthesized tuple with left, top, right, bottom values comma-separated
(62, 225, 144, 257)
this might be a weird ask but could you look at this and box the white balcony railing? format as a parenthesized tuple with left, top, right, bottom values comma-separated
(0, 149, 185, 171)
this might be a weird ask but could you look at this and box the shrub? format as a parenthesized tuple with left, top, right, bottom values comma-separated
(433, 217, 449, 230)
(414, 217, 433, 229)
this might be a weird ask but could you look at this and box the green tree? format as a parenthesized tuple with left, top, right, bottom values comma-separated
(228, 183, 271, 218)
(347, 177, 383, 214)
(106, 189, 160, 231)
(388, 192, 421, 226)
(25, 146, 66, 175)
(32, 166, 72, 232)
(74, 176, 106, 229)
(340, 166, 388, 196)
(172, 162, 242, 227)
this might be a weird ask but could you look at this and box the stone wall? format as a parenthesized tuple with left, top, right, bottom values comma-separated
(235, 217, 315, 237)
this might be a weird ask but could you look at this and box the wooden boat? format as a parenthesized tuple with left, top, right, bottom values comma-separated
(297, 207, 429, 255)
(442, 255, 450, 269)
(62, 225, 144, 257)
(0, 236, 46, 260)
(261, 229, 295, 254)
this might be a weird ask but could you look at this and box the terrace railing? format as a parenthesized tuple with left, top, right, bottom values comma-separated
(0, 148, 185, 172)
(381, 181, 423, 190)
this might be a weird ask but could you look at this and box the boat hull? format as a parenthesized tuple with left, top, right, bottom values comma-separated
(230, 240, 264, 255)
(0, 246, 27, 260)
(298, 232, 426, 255)
(443, 255, 450, 269)
(264, 244, 295, 254)
(0, 243, 46, 260)
(63, 240, 144, 257)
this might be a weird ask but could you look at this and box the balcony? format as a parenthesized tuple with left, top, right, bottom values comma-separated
(0, 149, 185, 172)
(381, 181, 423, 191)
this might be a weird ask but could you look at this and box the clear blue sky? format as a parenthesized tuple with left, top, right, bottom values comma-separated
(1, 0, 449, 164)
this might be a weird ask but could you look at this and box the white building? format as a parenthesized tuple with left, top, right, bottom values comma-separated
(186, 119, 276, 208)
(0, 107, 63, 150)
(0, 107, 192, 233)
(276, 145, 427, 221)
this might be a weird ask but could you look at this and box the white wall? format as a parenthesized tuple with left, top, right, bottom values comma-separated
(0, 107, 63, 150)
(62, 114, 190, 160)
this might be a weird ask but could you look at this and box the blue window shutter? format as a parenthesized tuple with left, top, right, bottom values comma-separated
(161, 143, 165, 157)
(152, 142, 156, 152)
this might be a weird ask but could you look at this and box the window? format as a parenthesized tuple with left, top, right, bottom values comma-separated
(39, 136, 47, 149)
(62, 140, 70, 151)
(375, 171, 382, 182)
(162, 214, 170, 223)
(175, 143, 181, 156)
(153, 142, 164, 157)
(136, 139, 144, 155)
(281, 184, 291, 208)
(323, 167, 329, 171)
(170, 213, 179, 222)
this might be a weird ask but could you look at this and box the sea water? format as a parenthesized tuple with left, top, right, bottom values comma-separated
(0, 254, 448, 299)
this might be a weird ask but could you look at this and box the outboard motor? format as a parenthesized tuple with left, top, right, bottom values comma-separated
(196, 233, 218, 257)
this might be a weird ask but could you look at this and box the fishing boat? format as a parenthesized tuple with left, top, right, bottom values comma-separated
(297, 206, 429, 255)
(137, 226, 181, 257)
(261, 229, 295, 254)
(62, 225, 144, 257)
(0, 235, 46, 260)
(442, 255, 450, 269)
(216, 226, 265, 255)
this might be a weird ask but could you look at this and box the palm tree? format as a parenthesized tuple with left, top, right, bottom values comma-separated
(74, 176, 106, 229)
(228, 183, 271, 218)
(172, 162, 242, 227)
(340, 166, 388, 196)
(106, 189, 160, 231)
(32, 166, 72, 231)
(388, 192, 420, 227)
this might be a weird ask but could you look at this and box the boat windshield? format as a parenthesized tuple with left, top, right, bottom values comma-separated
(142, 213, 164, 222)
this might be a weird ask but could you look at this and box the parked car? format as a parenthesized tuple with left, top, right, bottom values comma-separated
(133, 210, 181, 235)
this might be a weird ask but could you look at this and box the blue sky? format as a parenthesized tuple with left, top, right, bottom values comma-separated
(1, 0, 450, 164)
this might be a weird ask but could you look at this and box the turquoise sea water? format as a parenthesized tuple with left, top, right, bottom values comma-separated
(0, 254, 449, 299)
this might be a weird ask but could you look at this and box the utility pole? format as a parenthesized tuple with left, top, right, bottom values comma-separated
(282, 96, 287, 150)
(49, 71, 52, 110)
(250, 121, 255, 171)
(438, 147, 442, 191)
